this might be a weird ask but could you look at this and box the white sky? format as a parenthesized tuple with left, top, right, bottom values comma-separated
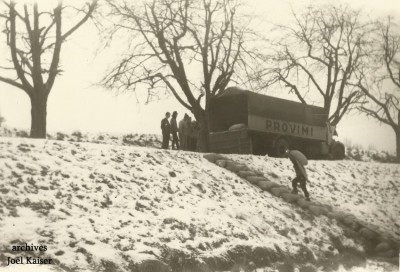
(0, 0, 399, 152)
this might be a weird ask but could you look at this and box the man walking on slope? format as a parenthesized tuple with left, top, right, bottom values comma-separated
(285, 149, 310, 201)
(161, 112, 171, 149)
(170, 111, 180, 150)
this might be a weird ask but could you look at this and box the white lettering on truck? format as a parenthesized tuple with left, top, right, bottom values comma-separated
(266, 119, 314, 137)
(249, 115, 325, 141)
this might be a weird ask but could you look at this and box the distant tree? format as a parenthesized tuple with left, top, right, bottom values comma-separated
(270, 5, 371, 127)
(0, 0, 97, 138)
(102, 0, 261, 151)
(354, 17, 400, 162)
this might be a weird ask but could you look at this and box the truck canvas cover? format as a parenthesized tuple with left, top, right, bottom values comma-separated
(210, 87, 329, 141)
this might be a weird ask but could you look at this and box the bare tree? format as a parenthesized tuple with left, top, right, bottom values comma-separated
(270, 5, 371, 126)
(0, 0, 97, 138)
(354, 17, 400, 161)
(102, 0, 260, 151)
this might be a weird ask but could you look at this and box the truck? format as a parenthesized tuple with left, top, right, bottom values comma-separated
(208, 87, 345, 159)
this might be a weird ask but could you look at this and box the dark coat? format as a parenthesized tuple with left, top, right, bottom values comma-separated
(170, 117, 178, 133)
(161, 118, 171, 135)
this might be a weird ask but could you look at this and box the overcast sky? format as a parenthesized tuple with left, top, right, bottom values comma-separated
(0, 0, 399, 152)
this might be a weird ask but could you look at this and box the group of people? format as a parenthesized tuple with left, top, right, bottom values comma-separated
(160, 111, 200, 151)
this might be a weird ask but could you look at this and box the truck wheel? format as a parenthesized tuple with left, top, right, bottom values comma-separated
(332, 144, 345, 160)
(274, 138, 290, 157)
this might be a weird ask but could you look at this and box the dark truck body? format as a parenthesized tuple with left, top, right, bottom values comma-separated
(209, 87, 345, 159)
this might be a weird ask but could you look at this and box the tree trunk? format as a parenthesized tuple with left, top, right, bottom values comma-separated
(197, 121, 210, 152)
(324, 97, 331, 123)
(193, 106, 210, 152)
(396, 129, 400, 163)
(397, 111, 400, 163)
(30, 93, 48, 139)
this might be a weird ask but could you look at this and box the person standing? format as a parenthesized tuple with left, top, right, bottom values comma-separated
(170, 111, 180, 150)
(185, 116, 193, 151)
(161, 112, 171, 149)
(179, 114, 189, 150)
(190, 120, 200, 151)
(285, 149, 310, 201)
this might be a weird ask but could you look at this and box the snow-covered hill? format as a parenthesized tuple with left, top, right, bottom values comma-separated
(0, 136, 399, 272)
(226, 155, 400, 242)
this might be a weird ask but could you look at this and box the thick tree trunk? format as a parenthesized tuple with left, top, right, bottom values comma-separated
(30, 93, 48, 139)
(324, 98, 331, 123)
(396, 130, 400, 163)
(397, 111, 400, 163)
(193, 106, 210, 152)
(197, 120, 210, 152)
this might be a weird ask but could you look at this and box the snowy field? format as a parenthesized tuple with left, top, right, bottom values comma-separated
(0, 135, 399, 271)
